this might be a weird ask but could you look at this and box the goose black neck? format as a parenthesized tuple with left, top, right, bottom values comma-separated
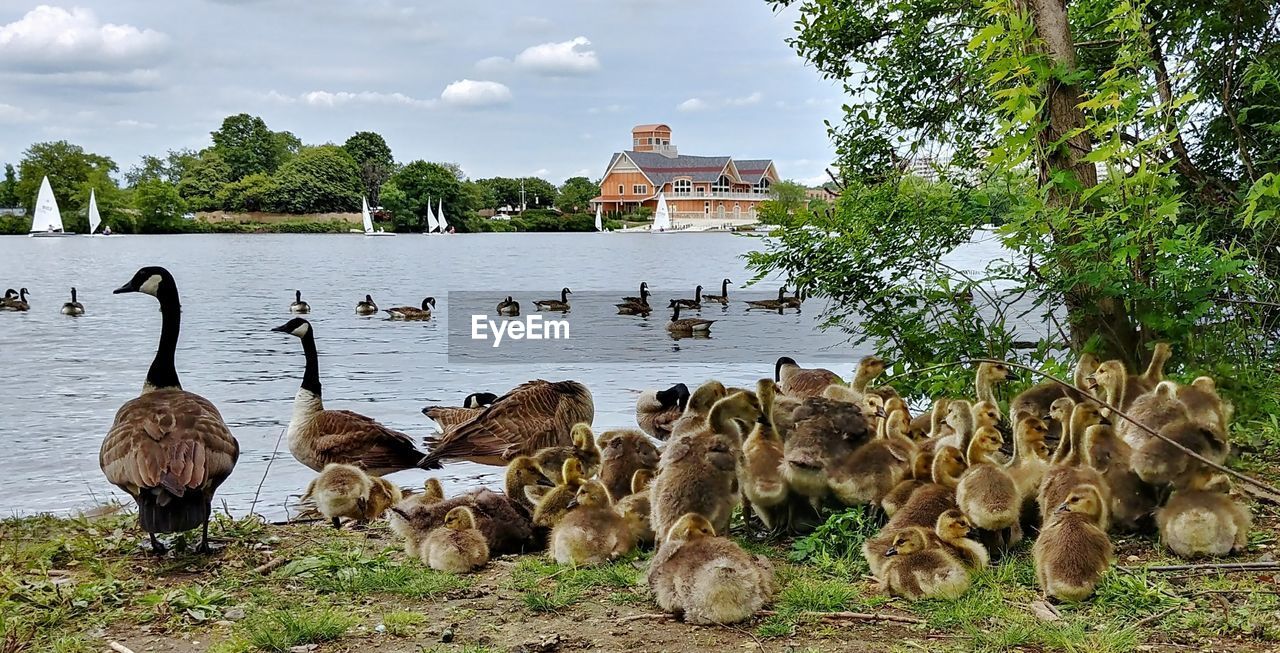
(722, 279, 729, 295)
(147, 291, 183, 390)
(71, 288, 77, 302)
(299, 328, 322, 396)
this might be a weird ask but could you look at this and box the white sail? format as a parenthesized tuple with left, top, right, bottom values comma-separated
(88, 189, 101, 234)
(651, 192, 672, 232)
(595, 204, 603, 231)
(438, 198, 449, 232)
(361, 197, 374, 233)
(426, 199, 439, 233)
(30, 176, 65, 234)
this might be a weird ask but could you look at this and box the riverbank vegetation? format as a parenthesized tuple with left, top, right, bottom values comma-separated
(0, 114, 615, 235)
(751, 0, 1280, 426)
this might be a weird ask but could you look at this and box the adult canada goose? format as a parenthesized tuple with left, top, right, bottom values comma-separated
(621, 282, 649, 305)
(385, 297, 435, 320)
(534, 287, 571, 311)
(635, 383, 691, 440)
(672, 285, 704, 310)
(497, 296, 520, 316)
(1, 287, 29, 311)
(616, 299, 652, 315)
(419, 379, 595, 468)
(422, 392, 501, 438)
(775, 356, 841, 399)
(101, 266, 240, 554)
(355, 294, 378, 316)
(61, 287, 85, 316)
(289, 290, 310, 314)
(701, 278, 731, 305)
(744, 286, 788, 310)
(783, 287, 806, 309)
(666, 301, 715, 334)
(272, 317, 434, 474)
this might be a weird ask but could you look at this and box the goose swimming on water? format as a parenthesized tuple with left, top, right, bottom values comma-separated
(534, 287, 572, 312)
(701, 279, 731, 305)
(356, 294, 378, 316)
(100, 266, 240, 554)
(386, 297, 435, 320)
(745, 287, 788, 310)
(289, 290, 310, 314)
(61, 287, 85, 316)
(1, 287, 29, 311)
(273, 317, 437, 473)
(497, 296, 520, 316)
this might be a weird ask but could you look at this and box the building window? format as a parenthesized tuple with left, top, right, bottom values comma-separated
(674, 179, 692, 195)
(704, 201, 710, 214)
(618, 184, 625, 195)
(755, 178, 772, 194)
(633, 184, 647, 195)
(712, 175, 731, 193)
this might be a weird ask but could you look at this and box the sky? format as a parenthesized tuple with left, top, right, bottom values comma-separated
(0, 1, 847, 186)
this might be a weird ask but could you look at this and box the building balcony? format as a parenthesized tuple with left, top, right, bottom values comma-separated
(667, 190, 770, 201)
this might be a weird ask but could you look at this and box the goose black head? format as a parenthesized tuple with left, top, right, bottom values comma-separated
(365, 294, 373, 302)
(295, 290, 303, 302)
(655, 383, 690, 409)
(775, 356, 798, 382)
(422, 297, 437, 309)
(114, 266, 175, 298)
(3, 288, 15, 299)
(464, 392, 499, 408)
(272, 317, 312, 338)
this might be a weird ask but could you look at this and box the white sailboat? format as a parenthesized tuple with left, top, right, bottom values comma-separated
(595, 204, 603, 232)
(424, 198, 439, 234)
(437, 198, 450, 233)
(87, 189, 104, 235)
(650, 192, 672, 233)
(362, 197, 395, 237)
(29, 176, 74, 237)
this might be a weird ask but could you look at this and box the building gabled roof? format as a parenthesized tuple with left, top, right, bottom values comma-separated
(631, 123, 671, 133)
(734, 159, 775, 183)
(623, 150, 732, 187)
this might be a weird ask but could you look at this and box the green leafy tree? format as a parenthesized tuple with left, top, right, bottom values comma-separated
(16, 141, 118, 230)
(134, 179, 187, 233)
(177, 152, 232, 212)
(126, 149, 199, 187)
(475, 177, 558, 210)
(0, 164, 17, 207)
(267, 145, 362, 214)
(217, 172, 277, 212)
(272, 131, 302, 166)
(556, 176, 599, 213)
(343, 131, 395, 205)
(381, 161, 473, 231)
(210, 113, 282, 180)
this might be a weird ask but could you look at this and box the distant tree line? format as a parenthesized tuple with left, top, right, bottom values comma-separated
(0, 113, 606, 234)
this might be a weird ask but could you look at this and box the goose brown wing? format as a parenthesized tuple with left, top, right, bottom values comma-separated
(100, 390, 240, 497)
(783, 368, 842, 399)
(423, 406, 485, 439)
(310, 409, 428, 472)
(421, 380, 594, 466)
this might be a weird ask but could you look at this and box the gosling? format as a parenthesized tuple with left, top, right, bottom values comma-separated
(301, 463, 373, 529)
(421, 506, 490, 573)
(646, 513, 775, 625)
(880, 527, 971, 600)
(550, 480, 634, 566)
(1033, 484, 1112, 601)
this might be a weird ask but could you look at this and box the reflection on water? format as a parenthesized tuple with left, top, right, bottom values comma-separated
(0, 232, 1014, 518)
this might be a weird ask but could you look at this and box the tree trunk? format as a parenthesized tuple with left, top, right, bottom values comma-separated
(1027, 0, 1141, 366)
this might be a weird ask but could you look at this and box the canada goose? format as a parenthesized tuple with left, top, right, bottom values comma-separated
(702, 278, 732, 304)
(550, 480, 634, 565)
(1, 287, 29, 311)
(421, 392, 500, 437)
(1046, 396, 1076, 446)
(616, 469, 656, 545)
(1140, 342, 1173, 387)
(672, 285, 704, 310)
(1156, 470, 1251, 558)
(932, 399, 974, 453)
(974, 362, 1012, 406)
(669, 380, 729, 437)
(289, 290, 310, 314)
(389, 486, 535, 555)
(400, 477, 446, 511)
(1114, 380, 1187, 448)
(935, 509, 989, 570)
(533, 422, 602, 482)
(741, 379, 789, 530)
(956, 426, 1021, 550)
(879, 527, 971, 600)
(496, 296, 520, 316)
(598, 429, 660, 502)
(101, 267, 240, 554)
(1009, 353, 1099, 421)
(782, 396, 873, 507)
(1178, 376, 1231, 436)
(881, 449, 935, 518)
(419, 379, 594, 468)
(1006, 416, 1052, 507)
(60, 287, 85, 315)
(389, 478, 445, 555)
(355, 294, 378, 315)
(272, 318, 432, 474)
(1089, 358, 1156, 414)
(782, 287, 806, 309)
(828, 401, 914, 508)
(366, 476, 403, 521)
(385, 297, 435, 320)
(744, 286, 788, 310)
(775, 356, 841, 399)
(528, 457, 588, 528)
(1034, 484, 1112, 601)
(666, 301, 715, 334)
(651, 391, 760, 538)
(302, 463, 373, 528)
(646, 513, 775, 625)
(909, 398, 953, 444)
(635, 383, 691, 440)
(862, 446, 967, 577)
(421, 506, 490, 572)
(534, 287, 572, 311)
(1131, 417, 1229, 487)
(1037, 403, 1111, 528)
(1083, 423, 1157, 533)
(621, 282, 649, 304)
(505, 455, 554, 513)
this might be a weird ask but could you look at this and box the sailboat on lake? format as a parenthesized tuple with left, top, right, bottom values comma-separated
(86, 189, 109, 236)
(595, 204, 603, 232)
(29, 176, 74, 237)
(649, 192, 672, 233)
(437, 198, 451, 233)
(362, 197, 395, 237)
(423, 197, 439, 234)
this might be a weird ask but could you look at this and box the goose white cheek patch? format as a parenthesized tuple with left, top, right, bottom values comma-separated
(292, 324, 311, 338)
(138, 275, 163, 296)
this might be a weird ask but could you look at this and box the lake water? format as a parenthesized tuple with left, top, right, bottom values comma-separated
(0, 232, 1015, 518)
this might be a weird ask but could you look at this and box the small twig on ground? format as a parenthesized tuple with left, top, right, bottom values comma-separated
(1132, 562, 1280, 572)
(757, 610, 926, 625)
(253, 557, 288, 575)
(1132, 605, 1182, 629)
(1194, 589, 1280, 596)
(617, 613, 675, 624)
(108, 643, 138, 653)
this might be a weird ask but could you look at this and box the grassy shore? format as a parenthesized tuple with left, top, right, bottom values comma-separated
(3, 479, 1277, 653)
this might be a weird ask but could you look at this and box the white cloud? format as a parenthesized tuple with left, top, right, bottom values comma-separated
(513, 36, 600, 75)
(475, 56, 510, 73)
(0, 6, 168, 71)
(532, 168, 550, 178)
(0, 103, 39, 124)
(677, 98, 708, 112)
(726, 91, 763, 106)
(440, 79, 512, 108)
(115, 119, 156, 129)
(300, 90, 436, 108)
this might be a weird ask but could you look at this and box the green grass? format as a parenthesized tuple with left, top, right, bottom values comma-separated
(277, 546, 470, 598)
(229, 609, 356, 652)
(380, 610, 426, 637)
(509, 554, 647, 612)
